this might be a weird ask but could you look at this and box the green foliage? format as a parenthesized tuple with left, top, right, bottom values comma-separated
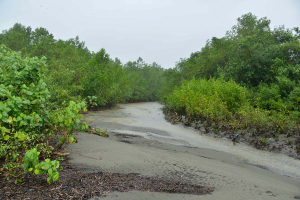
(160, 13, 300, 138)
(82, 49, 129, 107)
(165, 78, 299, 135)
(0, 45, 51, 175)
(2, 13, 299, 180)
(22, 148, 59, 184)
(1, 26, 91, 108)
(0, 22, 166, 184)
(51, 101, 88, 132)
(158, 68, 183, 102)
(41, 37, 91, 108)
(260, 138, 269, 145)
(166, 78, 249, 121)
(1, 23, 165, 108)
(289, 87, 300, 109)
(0, 23, 165, 183)
(0, 14, 298, 179)
(92, 128, 109, 137)
(170, 13, 300, 90)
(86, 96, 98, 110)
(125, 58, 164, 102)
(51, 101, 89, 146)
(255, 84, 282, 110)
(0, 45, 88, 183)
(275, 76, 296, 98)
(0, 23, 32, 52)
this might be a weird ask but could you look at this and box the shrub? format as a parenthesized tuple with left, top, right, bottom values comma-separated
(22, 148, 59, 184)
(0, 45, 88, 183)
(166, 78, 249, 122)
(256, 84, 284, 111)
(0, 45, 51, 176)
(289, 87, 300, 111)
(165, 77, 299, 136)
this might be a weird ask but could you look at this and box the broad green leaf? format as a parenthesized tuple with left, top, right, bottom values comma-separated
(4, 135, 9, 141)
(7, 117, 13, 124)
(51, 160, 59, 168)
(1, 127, 6, 134)
(48, 168, 53, 176)
(47, 177, 52, 184)
(53, 172, 59, 181)
(18, 133, 26, 141)
(2, 112, 8, 118)
(41, 163, 51, 170)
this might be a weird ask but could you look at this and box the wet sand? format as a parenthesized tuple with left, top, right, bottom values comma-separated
(66, 102, 300, 199)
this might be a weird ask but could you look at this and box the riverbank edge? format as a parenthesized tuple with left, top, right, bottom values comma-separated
(162, 107, 300, 160)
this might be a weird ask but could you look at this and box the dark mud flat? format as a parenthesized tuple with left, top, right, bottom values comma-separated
(0, 162, 212, 200)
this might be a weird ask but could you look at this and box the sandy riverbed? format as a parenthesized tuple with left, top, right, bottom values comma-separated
(66, 102, 300, 200)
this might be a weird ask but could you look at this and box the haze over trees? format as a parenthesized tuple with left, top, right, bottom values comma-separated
(1, 12, 300, 183)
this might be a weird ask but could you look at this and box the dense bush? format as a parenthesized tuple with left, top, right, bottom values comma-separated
(0, 23, 165, 182)
(165, 78, 300, 136)
(255, 84, 283, 111)
(1, 12, 300, 181)
(0, 45, 88, 183)
(0, 24, 164, 108)
(124, 58, 164, 102)
(161, 13, 300, 138)
(160, 13, 300, 100)
(289, 87, 300, 109)
(0, 45, 50, 173)
(82, 49, 128, 107)
(166, 78, 249, 121)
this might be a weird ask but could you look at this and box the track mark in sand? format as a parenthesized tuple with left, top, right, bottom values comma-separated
(160, 160, 261, 195)
(119, 140, 133, 144)
(73, 153, 101, 160)
(114, 133, 141, 138)
(115, 133, 140, 144)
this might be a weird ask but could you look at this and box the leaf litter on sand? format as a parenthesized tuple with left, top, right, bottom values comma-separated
(0, 161, 213, 199)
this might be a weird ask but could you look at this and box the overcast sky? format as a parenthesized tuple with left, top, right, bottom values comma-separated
(0, 0, 300, 68)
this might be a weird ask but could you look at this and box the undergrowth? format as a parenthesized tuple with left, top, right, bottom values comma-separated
(165, 78, 300, 137)
(0, 45, 88, 184)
